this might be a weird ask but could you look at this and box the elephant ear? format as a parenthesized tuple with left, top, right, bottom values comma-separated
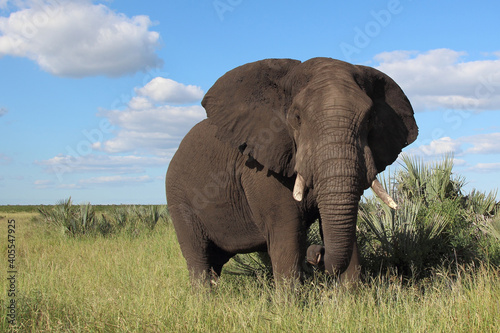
(356, 65, 418, 173)
(202, 59, 301, 177)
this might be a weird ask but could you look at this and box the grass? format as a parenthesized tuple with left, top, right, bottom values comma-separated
(1, 211, 499, 332)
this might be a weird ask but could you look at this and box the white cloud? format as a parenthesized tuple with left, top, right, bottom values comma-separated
(413, 136, 463, 156)
(99, 104, 205, 153)
(0, 0, 162, 77)
(40, 76, 204, 181)
(38, 153, 174, 174)
(375, 49, 500, 111)
(97, 77, 205, 153)
(463, 133, 500, 154)
(136, 77, 204, 104)
(0, 107, 8, 116)
(80, 175, 152, 186)
(412, 132, 500, 157)
(34, 179, 54, 189)
(470, 163, 500, 173)
(35, 174, 153, 189)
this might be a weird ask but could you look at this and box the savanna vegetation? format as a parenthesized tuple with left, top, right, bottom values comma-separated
(1, 155, 499, 332)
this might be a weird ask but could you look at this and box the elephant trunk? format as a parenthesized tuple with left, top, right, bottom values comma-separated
(314, 132, 364, 276)
(317, 185, 360, 275)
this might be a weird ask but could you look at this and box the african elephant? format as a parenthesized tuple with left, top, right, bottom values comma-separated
(166, 57, 418, 285)
(306, 244, 360, 282)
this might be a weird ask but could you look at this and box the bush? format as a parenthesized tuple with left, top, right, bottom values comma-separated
(38, 198, 99, 236)
(37, 198, 169, 238)
(358, 154, 500, 279)
(358, 197, 448, 277)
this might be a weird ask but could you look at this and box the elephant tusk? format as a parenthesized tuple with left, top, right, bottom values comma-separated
(371, 179, 398, 210)
(293, 173, 306, 202)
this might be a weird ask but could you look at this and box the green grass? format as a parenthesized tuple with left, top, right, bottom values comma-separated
(1, 212, 499, 332)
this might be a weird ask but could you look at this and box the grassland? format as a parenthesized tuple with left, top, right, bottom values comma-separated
(1, 210, 499, 332)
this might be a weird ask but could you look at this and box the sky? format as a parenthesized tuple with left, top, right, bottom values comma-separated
(1, 0, 500, 205)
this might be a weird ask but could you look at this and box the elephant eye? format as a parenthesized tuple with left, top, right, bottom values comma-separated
(288, 109, 302, 130)
(294, 114, 301, 126)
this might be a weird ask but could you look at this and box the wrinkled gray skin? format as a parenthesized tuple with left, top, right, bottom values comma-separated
(307, 244, 360, 282)
(166, 57, 418, 285)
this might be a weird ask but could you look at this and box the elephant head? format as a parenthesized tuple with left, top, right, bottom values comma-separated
(202, 58, 417, 276)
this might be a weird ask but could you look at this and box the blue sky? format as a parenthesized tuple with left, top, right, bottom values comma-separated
(1, 0, 500, 204)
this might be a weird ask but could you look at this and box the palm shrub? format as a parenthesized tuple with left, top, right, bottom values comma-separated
(123, 205, 169, 235)
(134, 205, 168, 230)
(396, 154, 466, 203)
(359, 154, 500, 278)
(38, 197, 76, 235)
(224, 252, 274, 278)
(37, 198, 103, 236)
(466, 189, 498, 216)
(358, 189, 448, 278)
(481, 215, 500, 241)
(37, 199, 169, 237)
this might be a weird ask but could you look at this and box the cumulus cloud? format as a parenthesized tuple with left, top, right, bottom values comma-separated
(0, 0, 162, 77)
(97, 77, 205, 153)
(463, 133, 500, 154)
(375, 49, 500, 111)
(39, 76, 204, 182)
(412, 132, 500, 157)
(414, 137, 464, 156)
(136, 78, 204, 104)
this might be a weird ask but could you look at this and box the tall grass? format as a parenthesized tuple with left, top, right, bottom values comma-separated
(1, 212, 499, 332)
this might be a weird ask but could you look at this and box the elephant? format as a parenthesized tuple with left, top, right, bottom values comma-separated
(306, 244, 360, 282)
(165, 57, 418, 285)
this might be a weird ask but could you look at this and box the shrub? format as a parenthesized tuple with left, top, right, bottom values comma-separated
(38, 197, 98, 236)
(37, 199, 169, 238)
(359, 154, 500, 278)
(358, 197, 448, 278)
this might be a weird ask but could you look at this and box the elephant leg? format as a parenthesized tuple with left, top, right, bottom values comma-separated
(268, 237, 305, 282)
(182, 242, 232, 287)
(169, 203, 226, 286)
(339, 238, 361, 283)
